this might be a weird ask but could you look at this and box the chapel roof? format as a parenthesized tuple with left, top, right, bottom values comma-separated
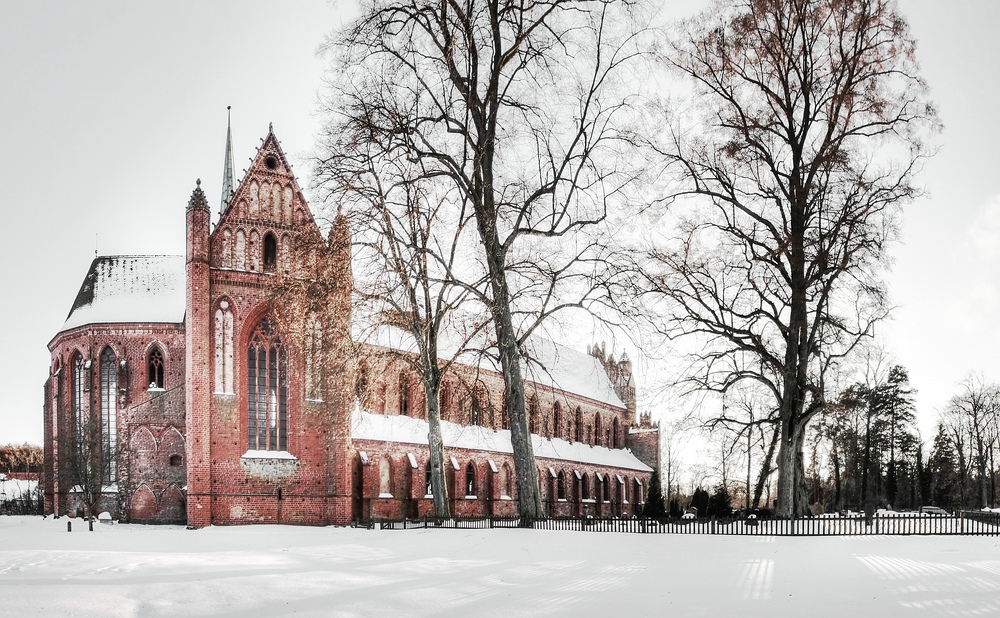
(360, 324, 627, 410)
(60, 255, 186, 333)
(352, 409, 652, 471)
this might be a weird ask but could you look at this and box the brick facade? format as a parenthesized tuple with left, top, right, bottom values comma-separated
(43, 127, 657, 526)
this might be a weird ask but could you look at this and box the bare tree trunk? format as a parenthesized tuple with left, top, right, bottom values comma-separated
(422, 368, 450, 519)
(753, 422, 779, 510)
(481, 243, 543, 522)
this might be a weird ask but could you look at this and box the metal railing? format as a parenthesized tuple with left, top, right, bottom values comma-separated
(354, 511, 1000, 536)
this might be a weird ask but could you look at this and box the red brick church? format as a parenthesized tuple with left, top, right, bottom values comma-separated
(42, 123, 657, 526)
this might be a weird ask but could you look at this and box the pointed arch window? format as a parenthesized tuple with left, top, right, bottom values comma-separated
(440, 381, 453, 421)
(280, 233, 291, 274)
(148, 347, 165, 389)
(575, 407, 583, 443)
(379, 457, 393, 497)
(221, 228, 233, 268)
(235, 229, 247, 270)
(355, 360, 370, 406)
(305, 315, 323, 401)
(465, 461, 477, 497)
(557, 470, 567, 501)
(528, 395, 539, 435)
(100, 347, 118, 484)
(500, 462, 513, 499)
(247, 317, 288, 452)
(553, 402, 563, 439)
(72, 352, 86, 441)
(398, 371, 411, 416)
(214, 301, 234, 394)
(471, 382, 489, 426)
(249, 230, 260, 272)
(263, 233, 277, 273)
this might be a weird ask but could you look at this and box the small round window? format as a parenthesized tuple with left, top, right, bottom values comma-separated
(265, 155, 278, 170)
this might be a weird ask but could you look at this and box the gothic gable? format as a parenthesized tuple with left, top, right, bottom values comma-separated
(210, 128, 323, 274)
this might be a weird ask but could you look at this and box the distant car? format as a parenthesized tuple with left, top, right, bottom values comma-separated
(0, 473, 7, 481)
(919, 506, 950, 516)
(681, 512, 696, 520)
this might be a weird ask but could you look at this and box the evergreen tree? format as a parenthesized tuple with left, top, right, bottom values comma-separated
(690, 487, 710, 517)
(928, 423, 958, 507)
(668, 497, 682, 518)
(707, 483, 733, 518)
(642, 469, 666, 519)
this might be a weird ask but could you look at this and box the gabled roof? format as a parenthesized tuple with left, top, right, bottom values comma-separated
(60, 255, 186, 334)
(522, 337, 626, 409)
(352, 409, 652, 472)
(359, 323, 626, 410)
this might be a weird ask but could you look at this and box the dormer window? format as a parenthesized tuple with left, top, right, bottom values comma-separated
(263, 233, 277, 273)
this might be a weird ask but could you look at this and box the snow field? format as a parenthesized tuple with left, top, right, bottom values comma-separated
(0, 479, 37, 500)
(1, 516, 999, 617)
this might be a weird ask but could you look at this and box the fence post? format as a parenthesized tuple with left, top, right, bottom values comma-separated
(711, 518, 716, 535)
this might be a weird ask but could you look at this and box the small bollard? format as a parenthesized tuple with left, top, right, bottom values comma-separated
(67, 521, 72, 532)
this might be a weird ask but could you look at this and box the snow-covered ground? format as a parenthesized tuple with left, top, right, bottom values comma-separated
(0, 478, 38, 500)
(2, 516, 999, 617)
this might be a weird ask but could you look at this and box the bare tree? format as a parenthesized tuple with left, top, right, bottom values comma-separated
(644, 0, 937, 516)
(314, 122, 491, 517)
(323, 0, 645, 522)
(60, 415, 106, 530)
(943, 376, 1000, 509)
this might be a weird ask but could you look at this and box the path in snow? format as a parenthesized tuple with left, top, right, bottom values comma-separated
(1, 516, 999, 616)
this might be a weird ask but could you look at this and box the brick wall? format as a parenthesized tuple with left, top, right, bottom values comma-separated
(352, 439, 650, 521)
(44, 322, 186, 519)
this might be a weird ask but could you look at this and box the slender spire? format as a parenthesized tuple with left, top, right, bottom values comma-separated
(220, 106, 235, 215)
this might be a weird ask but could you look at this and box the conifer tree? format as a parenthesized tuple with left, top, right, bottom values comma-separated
(642, 469, 666, 518)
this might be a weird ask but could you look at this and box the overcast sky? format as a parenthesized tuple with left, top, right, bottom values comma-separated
(1, 0, 997, 445)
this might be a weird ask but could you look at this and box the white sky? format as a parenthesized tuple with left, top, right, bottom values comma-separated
(1, 0, 997, 445)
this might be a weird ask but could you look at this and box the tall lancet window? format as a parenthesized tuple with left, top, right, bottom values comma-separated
(99, 347, 118, 484)
(72, 352, 86, 442)
(305, 315, 323, 401)
(214, 301, 234, 394)
(247, 317, 288, 452)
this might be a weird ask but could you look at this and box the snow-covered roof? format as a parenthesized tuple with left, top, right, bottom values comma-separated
(357, 322, 626, 410)
(521, 337, 625, 409)
(61, 255, 186, 333)
(351, 409, 652, 472)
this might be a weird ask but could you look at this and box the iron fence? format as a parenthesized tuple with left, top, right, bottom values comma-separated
(355, 511, 1000, 536)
